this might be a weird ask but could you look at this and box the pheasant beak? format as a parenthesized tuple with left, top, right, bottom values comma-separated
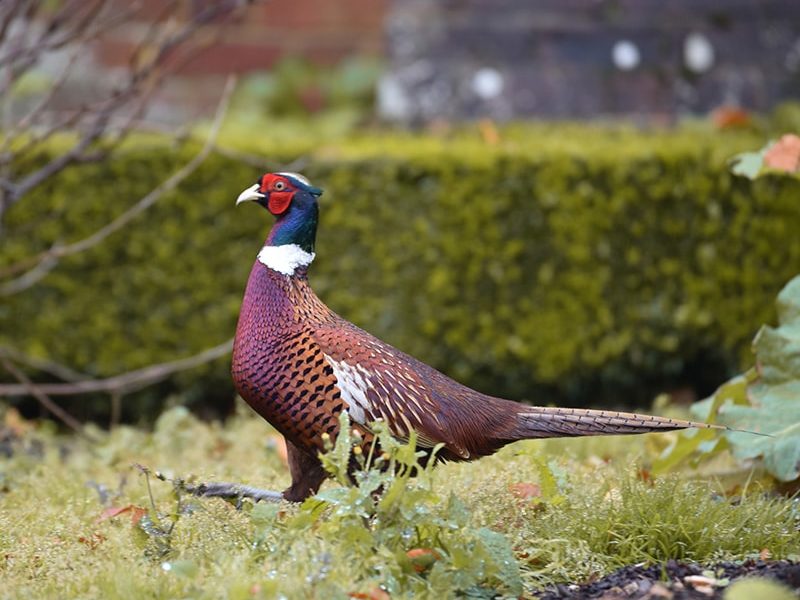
(236, 183, 264, 205)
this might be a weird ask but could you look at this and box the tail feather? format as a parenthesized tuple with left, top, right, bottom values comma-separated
(514, 406, 720, 439)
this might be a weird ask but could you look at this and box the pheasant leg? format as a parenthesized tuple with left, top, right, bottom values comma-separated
(283, 439, 328, 502)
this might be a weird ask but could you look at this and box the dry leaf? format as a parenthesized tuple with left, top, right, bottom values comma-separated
(77, 532, 107, 549)
(478, 119, 501, 145)
(406, 548, 440, 573)
(509, 482, 541, 500)
(711, 106, 751, 129)
(764, 134, 800, 173)
(349, 588, 390, 600)
(268, 435, 288, 466)
(97, 504, 147, 525)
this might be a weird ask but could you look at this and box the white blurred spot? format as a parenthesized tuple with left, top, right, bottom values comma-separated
(684, 32, 714, 73)
(377, 74, 411, 120)
(472, 68, 504, 99)
(612, 40, 640, 71)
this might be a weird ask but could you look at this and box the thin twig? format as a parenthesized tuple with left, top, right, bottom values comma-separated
(0, 75, 237, 293)
(0, 0, 249, 214)
(0, 345, 93, 382)
(0, 357, 96, 440)
(0, 252, 59, 296)
(110, 391, 121, 429)
(145, 466, 285, 504)
(0, 337, 233, 397)
(186, 481, 284, 504)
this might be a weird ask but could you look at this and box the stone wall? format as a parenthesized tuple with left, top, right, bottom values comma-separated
(379, 0, 800, 122)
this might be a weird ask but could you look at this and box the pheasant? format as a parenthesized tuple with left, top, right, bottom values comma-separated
(230, 172, 718, 502)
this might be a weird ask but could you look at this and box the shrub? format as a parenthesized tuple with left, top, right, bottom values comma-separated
(2, 127, 799, 421)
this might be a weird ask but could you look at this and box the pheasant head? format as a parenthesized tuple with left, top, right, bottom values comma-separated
(236, 172, 323, 275)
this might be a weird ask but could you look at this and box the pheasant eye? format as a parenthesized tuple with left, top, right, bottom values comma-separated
(274, 180, 286, 191)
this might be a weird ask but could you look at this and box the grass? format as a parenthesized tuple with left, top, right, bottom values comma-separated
(1, 405, 798, 599)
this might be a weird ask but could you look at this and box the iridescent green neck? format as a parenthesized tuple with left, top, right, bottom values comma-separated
(265, 193, 318, 254)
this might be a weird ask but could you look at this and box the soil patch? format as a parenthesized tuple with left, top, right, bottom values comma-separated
(534, 559, 800, 599)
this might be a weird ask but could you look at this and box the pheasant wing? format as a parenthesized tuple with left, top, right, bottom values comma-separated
(311, 320, 497, 458)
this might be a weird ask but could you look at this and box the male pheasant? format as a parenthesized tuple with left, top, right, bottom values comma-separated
(232, 172, 716, 502)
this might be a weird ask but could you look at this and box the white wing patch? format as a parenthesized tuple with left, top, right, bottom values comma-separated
(257, 244, 315, 276)
(323, 354, 374, 425)
(323, 353, 443, 449)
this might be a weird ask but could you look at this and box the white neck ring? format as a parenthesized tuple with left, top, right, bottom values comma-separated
(257, 244, 315, 276)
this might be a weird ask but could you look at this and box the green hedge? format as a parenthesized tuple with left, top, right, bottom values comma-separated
(2, 127, 800, 420)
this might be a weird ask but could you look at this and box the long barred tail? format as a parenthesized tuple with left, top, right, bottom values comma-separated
(513, 406, 721, 439)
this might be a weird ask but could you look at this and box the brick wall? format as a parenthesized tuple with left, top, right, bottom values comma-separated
(95, 0, 387, 74)
(86, 0, 387, 124)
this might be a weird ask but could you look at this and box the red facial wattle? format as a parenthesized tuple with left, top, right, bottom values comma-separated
(267, 190, 294, 215)
(259, 174, 295, 216)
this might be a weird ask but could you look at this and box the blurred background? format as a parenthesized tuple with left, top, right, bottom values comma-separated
(1, 0, 799, 427)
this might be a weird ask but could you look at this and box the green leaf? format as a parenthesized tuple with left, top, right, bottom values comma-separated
(250, 502, 281, 528)
(652, 428, 719, 475)
(724, 578, 796, 600)
(715, 276, 800, 481)
(161, 559, 198, 578)
(532, 457, 566, 506)
(474, 528, 523, 596)
(729, 150, 765, 179)
(660, 275, 800, 482)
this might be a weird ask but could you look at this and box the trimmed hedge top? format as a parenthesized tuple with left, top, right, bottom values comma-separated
(2, 126, 799, 419)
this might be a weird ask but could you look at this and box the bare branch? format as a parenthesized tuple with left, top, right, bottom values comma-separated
(0, 251, 58, 295)
(0, 75, 237, 294)
(0, 345, 93, 382)
(183, 481, 284, 504)
(0, 0, 250, 214)
(0, 1, 33, 51)
(143, 466, 285, 504)
(0, 338, 233, 397)
(0, 356, 97, 440)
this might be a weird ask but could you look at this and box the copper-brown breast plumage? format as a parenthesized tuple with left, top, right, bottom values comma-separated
(232, 265, 354, 453)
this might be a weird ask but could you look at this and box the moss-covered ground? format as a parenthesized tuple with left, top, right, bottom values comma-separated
(1, 405, 798, 599)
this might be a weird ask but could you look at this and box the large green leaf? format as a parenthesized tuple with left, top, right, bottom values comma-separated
(656, 275, 800, 482)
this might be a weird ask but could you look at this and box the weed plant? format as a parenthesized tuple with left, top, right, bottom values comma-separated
(0, 406, 797, 599)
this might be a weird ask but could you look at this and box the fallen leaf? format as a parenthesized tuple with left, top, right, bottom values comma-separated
(685, 574, 724, 596)
(760, 547, 771, 560)
(77, 532, 107, 549)
(711, 105, 751, 129)
(637, 468, 652, 484)
(478, 119, 501, 145)
(509, 482, 541, 500)
(3, 407, 33, 435)
(648, 582, 673, 598)
(97, 504, 147, 525)
(349, 589, 390, 600)
(764, 134, 800, 173)
(406, 548, 441, 573)
(268, 435, 288, 467)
